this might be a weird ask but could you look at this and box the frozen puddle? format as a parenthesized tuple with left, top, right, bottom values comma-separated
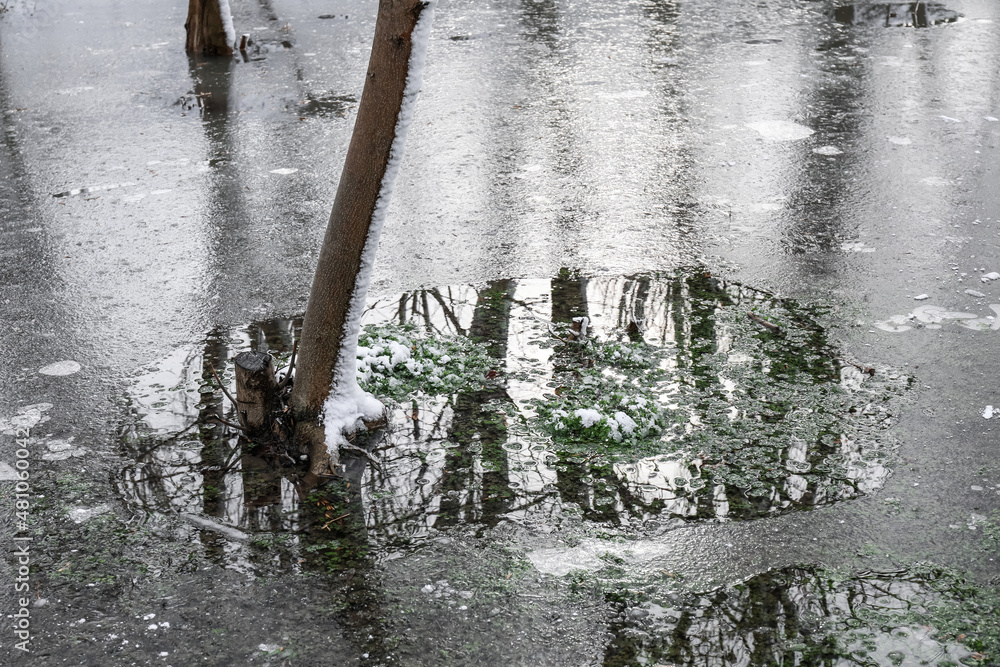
(875, 303, 999, 332)
(39, 360, 81, 376)
(42, 438, 88, 461)
(0, 403, 53, 434)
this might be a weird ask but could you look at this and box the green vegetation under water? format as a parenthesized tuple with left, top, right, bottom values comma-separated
(586, 558, 1000, 667)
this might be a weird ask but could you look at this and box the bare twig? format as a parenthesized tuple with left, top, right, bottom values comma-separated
(209, 415, 245, 431)
(747, 312, 782, 334)
(278, 337, 298, 388)
(339, 442, 383, 470)
(838, 358, 875, 375)
(208, 362, 238, 407)
(428, 288, 465, 335)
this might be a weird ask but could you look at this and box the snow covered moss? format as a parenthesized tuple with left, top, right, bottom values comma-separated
(356, 323, 496, 401)
(535, 338, 681, 455)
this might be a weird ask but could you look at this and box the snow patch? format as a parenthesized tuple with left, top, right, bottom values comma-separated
(812, 145, 843, 156)
(574, 408, 604, 428)
(0, 461, 22, 480)
(746, 120, 814, 142)
(217, 0, 236, 48)
(612, 411, 638, 435)
(323, 1, 437, 452)
(68, 504, 111, 523)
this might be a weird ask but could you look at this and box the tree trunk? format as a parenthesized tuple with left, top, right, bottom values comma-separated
(185, 0, 234, 56)
(290, 0, 435, 479)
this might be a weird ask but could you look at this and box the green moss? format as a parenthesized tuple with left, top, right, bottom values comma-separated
(357, 323, 499, 400)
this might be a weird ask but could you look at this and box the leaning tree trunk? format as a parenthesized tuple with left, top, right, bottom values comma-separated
(290, 0, 436, 479)
(185, 0, 235, 56)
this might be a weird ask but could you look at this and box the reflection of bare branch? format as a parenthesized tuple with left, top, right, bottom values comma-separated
(210, 415, 245, 431)
(428, 288, 465, 335)
(129, 421, 201, 458)
(421, 291, 432, 331)
(747, 312, 781, 334)
(208, 362, 238, 408)
(341, 442, 384, 471)
(397, 293, 408, 324)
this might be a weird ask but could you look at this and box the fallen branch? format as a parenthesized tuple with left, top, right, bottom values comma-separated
(838, 358, 875, 375)
(747, 312, 781, 334)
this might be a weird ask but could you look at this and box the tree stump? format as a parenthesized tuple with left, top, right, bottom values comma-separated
(234, 351, 280, 441)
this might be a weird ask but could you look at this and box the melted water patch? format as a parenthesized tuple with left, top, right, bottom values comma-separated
(115, 271, 909, 568)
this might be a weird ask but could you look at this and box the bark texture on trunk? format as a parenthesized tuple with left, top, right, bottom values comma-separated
(290, 0, 430, 477)
(185, 0, 234, 55)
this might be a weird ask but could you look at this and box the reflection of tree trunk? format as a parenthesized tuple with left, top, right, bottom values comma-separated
(307, 470, 389, 660)
(291, 0, 433, 476)
(186, 0, 234, 56)
(550, 268, 588, 324)
(200, 328, 232, 517)
(439, 281, 516, 527)
(676, 272, 727, 386)
(251, 317, 298, 356)
(468, 280, 516, 355)
(239, 452, 282, 531)
(548, 270, 606, 517)
(620, 276, 650, 334)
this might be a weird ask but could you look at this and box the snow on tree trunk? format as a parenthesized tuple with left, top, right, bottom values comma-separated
(289, 0, 436, 477)
(185, 0, 235, 56)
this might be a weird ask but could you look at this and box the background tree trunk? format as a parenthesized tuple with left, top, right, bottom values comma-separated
(185, 0, 234, 56)
(290, 0, 433, 478)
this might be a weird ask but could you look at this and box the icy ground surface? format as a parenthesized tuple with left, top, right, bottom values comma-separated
(1, 0, 1000, 664)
